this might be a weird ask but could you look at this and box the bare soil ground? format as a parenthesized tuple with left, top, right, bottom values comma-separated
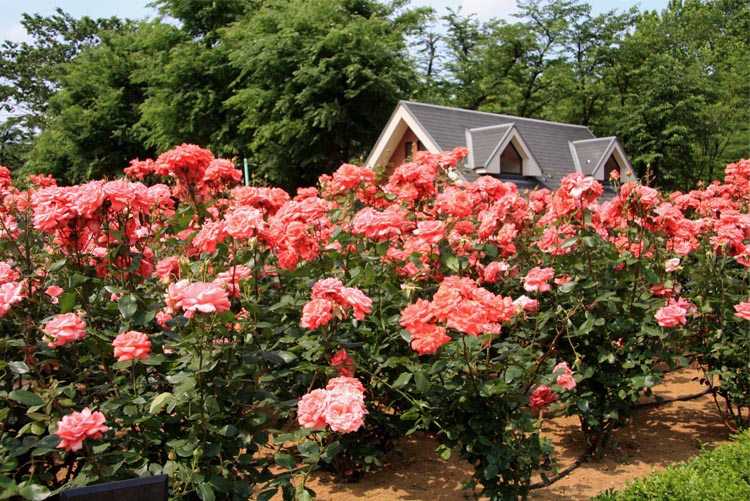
(288, 366, 731, 500)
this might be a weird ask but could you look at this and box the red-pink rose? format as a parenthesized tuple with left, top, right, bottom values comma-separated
(55, 407, 109, 452)
(300, 298, 333, 329)
(112, 331, 151, 362)
(529, 385, 556, 409)
(44, 313, 87, 348)
(331, 349, 355, 377)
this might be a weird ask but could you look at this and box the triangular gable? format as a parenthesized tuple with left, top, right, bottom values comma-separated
(466, 124, 543, 177)
(365, 103, 441, 169)
(570, 137, 635, 182)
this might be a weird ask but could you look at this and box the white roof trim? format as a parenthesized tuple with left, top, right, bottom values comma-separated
(484, 126, 543, 177)
(365, 103, 441, 169)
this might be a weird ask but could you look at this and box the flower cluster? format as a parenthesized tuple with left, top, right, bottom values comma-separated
(300, 278, 372, 330)
(297, 376, 367, 433)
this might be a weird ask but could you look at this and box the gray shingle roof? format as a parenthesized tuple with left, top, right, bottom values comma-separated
(400, 100, 598, 190)
(571, 138, 615, 176)
(469, 125, 513, 168)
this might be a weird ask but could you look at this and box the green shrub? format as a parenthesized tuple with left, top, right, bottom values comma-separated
(593, 430, 750, 501)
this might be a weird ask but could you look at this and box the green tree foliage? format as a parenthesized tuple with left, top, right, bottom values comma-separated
(224, 0, 416, 190)
(604, 0, 750, 189)
(0, 9, 123, 170)
(23, 24, 156, 183)
(134, 2, 251, 158)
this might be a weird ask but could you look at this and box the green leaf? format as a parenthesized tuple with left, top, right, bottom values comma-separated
(18, 483, 50, 501)
(195, 482, 215, 501)
(436, 443, 451, 460)
(58, 292, 77, 314)
(274, 452, 297, 470)
(118, 293, 138, 320)
(295, 485, 315, 501)
(8, 361, 30, 375)
(9, 390, 44, 407)
(414, 372, 430, 394)
(149, 392, 172, 414)
(391, 372, 412, 389)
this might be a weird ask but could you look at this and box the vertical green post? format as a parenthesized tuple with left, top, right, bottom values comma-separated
(243, 158, 250, 186)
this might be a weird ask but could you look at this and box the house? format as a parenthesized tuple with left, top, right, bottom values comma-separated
(366, 100, 635, 192)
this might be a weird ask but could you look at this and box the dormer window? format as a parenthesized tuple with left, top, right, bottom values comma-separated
(500, 142, 522, 174)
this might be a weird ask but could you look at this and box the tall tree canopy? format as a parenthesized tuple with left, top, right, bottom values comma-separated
(223, 0, 417, 190)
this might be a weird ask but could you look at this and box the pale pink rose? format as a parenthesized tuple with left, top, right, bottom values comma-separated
(166, 280, 231, 319)
(55, 407, 109, 452)
(43, 313, 87, 348)
(665, 258, 682, 272)
(300, 298, 333, 329)
(112, 331, 151, 362)
(0, 281, 24, 318)
(529, 385, 556, 409)
(224, 206, 265, 240)
(155, 256, 180, 282)
(513, 295, 539, 314)
(655, 302, 687, 327)
(734, 301, 750, 321)
(323, 388, 367, 433)
(297, 389, 329, 429)
(522, 266, 555, 293)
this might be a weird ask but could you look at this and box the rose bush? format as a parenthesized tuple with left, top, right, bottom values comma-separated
(0, 148, 747, 501)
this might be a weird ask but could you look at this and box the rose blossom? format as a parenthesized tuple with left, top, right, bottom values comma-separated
(297, 377, 367, 433)
(165, 280, 231, 319)
(0, 281, 24, 318)
(734, 301, 750, 321)
(554, 361, 577, 390)
(43, 312, 87, 348)
(654, 301, 688, 327)
(522, 266, 555, 293)
(112, 331, 151, 362)
(300, 298, 334, 330)
(55, 407, 109, 452)
(45, 285, 64, 304)
(331, 349, 355, 377)
(529, 385, 556, 409)
(664, 258, 682, 272)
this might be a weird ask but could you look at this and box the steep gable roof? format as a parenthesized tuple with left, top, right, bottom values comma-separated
(366, 100, 634, 191)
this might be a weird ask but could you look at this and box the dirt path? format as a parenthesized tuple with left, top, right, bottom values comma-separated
(288, 366, 731, 500)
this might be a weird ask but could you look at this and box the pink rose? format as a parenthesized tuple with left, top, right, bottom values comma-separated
(297, 388, 330, 429)
(522, 267, 555, 293)
(554, 362, 577, 391)
(655, 302, 687, 327)
(324, 388, 367, 433)
(55, 407, 109, 452)
(529, 385, 556, 409)
(300, 298, 333, 330)
(166, 280, 231, 319)
(734, 301, 750, 321)
(0, 281, 24, 318)
(43, 313, 87, 348)
(45, 285, 64, 304)
(112, 331, 151, 362)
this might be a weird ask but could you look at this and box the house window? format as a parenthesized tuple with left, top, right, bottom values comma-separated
(604, 155, 620, 179)
(405, 141, 414, 161)
(500, 142, 522, 174)
(417, 141, 426, 151)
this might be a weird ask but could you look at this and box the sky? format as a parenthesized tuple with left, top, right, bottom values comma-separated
(2, 0, 671, 44)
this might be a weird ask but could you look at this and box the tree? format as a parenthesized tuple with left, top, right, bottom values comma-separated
(23, 24, 157, 183)
(0, 9, 123, 171)
(224, 0, 417, 190)
(605, 0, 750, 189)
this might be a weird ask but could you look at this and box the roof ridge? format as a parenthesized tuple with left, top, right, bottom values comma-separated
(399, 100, 592, 131)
